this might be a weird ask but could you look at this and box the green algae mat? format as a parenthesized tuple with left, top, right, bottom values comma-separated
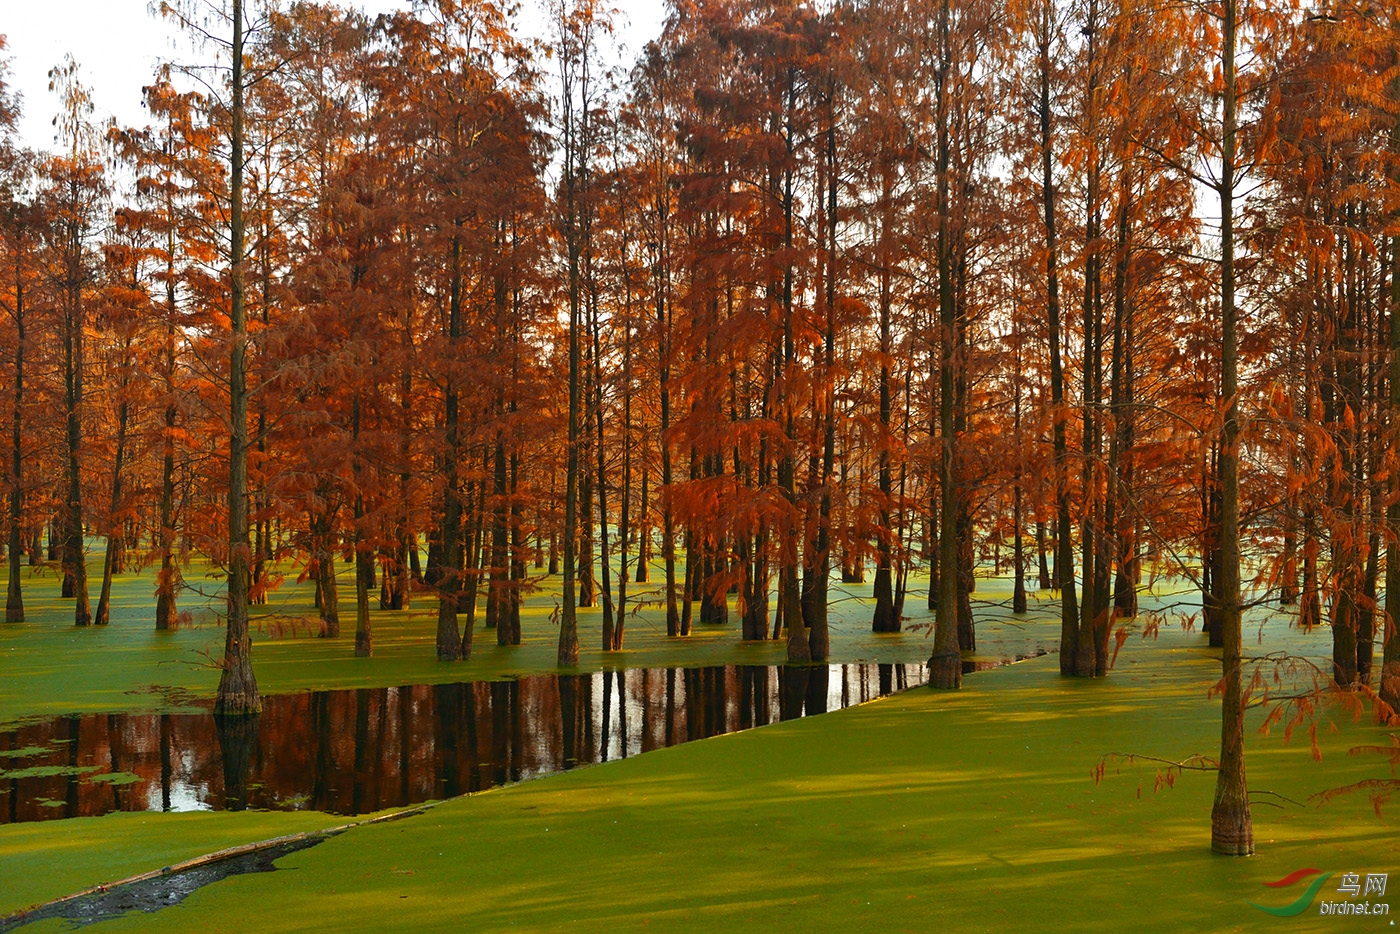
(3, 626, 1397, 933)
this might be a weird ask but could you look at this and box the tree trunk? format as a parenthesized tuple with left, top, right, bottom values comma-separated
(775, 74, 808, 666)
(314, 508, 339, 638)
(1359, 500, 1379, 685)
(805, 88, 839, 663)
(1038, 3, 1077, 674)
(1381, 230, 1400, 716)
(6, 243, 25, 624)
(578, 461, 596, 608)
(1204, 446, 1224, 647)
(929, 0, 961, 690)
(1114, 292, 1138, 618)
(1074, 2, 1103, 680)
(680, 496, 695, 638)
(659, 280, 678, 637)
(487, 435, 509, 634)
(1210, 0, 1254, 854)
(434, 230, 465, 662)
(872, 165, 899, 634)
(215, 0, 260, 715)
(506, 449, 524, 645)
(1278, 522, 1296, 606)
(558, 47, 586, 667)
(93, 391, 131, 627)
(155, 387, 179, 629)
(1382, 232, 1400, 718)
(957, 503, 975, 651)
(1109, 158, 1136, 622)
(62, 226, 89, 626)
(1301, 510, 1320, 630)
(465, 473, 486, 655)
(614, 292, 634, 651)
(591, 294, 614, 642)
(352, 393, 371, 658)
(1036, 521, 1050, 590)
(635, 466, 650, 583)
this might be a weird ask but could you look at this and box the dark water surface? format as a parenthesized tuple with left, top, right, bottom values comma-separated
(0, 660, 1023, 825)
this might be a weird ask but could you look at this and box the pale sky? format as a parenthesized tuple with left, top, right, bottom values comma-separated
(3, 0, 665, 153)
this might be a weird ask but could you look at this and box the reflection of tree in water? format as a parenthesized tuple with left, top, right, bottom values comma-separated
(159, 714, 172, 812)
(807, 666, 830, 715)
(779, 667, 807, 721)
(0, 663, 927, 824)
(435, 683, 461, 798)
(739, 666, 770, 730)
(64, 716, 81, 819)
(215, 715, 258, 812)
(600, 670, 631, 763)
(106, 714, 124, 813)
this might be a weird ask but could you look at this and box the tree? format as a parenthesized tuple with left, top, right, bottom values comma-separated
(42, 57, 106, 627)
(0, 45, 31, 624)
(1208, 0, 1251, 857)
(112, 79, 212, 632)
(552, 0, 610, 668)
(160, 0, 271, 714)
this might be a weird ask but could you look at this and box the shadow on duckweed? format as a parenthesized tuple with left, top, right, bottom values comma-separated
(1, 655, 1044, 826)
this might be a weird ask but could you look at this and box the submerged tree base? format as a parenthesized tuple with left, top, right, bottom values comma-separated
(212, 694, 262, 717)
(557, 632, 579, 668)
(928, 650, 961, 689)
(214, 666, 262, 717)
(1210, 796, 1254, 856)
(435, 604, 461, 661)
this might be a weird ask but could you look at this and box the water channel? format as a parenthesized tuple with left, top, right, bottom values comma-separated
(0, 658, 1032, 825)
